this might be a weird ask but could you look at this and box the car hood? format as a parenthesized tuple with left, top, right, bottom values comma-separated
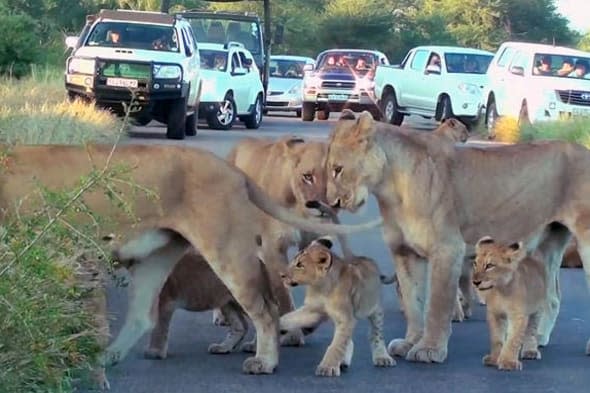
(530, 75, 590, 91)
(445, 73, 489, 88)
(73, 46, 184, 64)
(314, 70, 356, 81)
(268, 77, 302, 93)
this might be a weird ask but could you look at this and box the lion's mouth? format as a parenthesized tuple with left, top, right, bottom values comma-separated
(477, 285, 493, 291)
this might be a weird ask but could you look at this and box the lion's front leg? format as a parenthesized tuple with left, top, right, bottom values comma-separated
(144, 298, 176, 360)
(208, 301, 249, 354)
(367, 306, 396, 367)
(406, 244, 464, 364)
(482, 312, 505, 367)
(316, 315, 356, 377)
(497, 314, 527, 371)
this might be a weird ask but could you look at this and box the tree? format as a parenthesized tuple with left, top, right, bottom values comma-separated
(579, 32, 590, 52)
(0, 10, 41, 76)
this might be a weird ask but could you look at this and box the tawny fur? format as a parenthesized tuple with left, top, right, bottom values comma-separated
(473, 237, 547, 371)
(279, 237, 395, 377)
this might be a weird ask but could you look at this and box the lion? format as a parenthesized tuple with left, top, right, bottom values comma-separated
(111, 247, 249, 359)
(319, 109, 590, 363)
(279, 237, 396, 376)
(473, 236, 546, 371)
(0, 143, 381, 385)
(429, 117, 470, 143)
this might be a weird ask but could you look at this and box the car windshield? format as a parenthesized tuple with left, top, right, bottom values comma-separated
(444, 53, 493, 74)
(85, 22, 179, 52)
(317, 51, 378, 76)
(532, 53, 590, 79)
(188, 18, 261, 55)
(269, 59, 307, 79)
(200, 49, 228, 72)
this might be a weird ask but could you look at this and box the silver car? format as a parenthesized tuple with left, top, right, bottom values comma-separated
(264, 55, 315, 117)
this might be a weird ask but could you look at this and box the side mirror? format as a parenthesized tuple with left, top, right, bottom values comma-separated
(273, 24, 284, 45)
(510, 65, 524, 76)
(65, 36, 79, 49)
(232, 66, 247, 76)
(425, 64, 441, 75)
(243, 58, 253, 68)
(303, 63, 314, 72)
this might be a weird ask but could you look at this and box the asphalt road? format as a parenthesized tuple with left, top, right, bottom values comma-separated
(94, 113, 590, 393)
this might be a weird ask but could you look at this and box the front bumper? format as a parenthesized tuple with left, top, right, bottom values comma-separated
(303, 88, 378, 107)
(531, 103, 590, 122)
(265, 92, 302, 112)
(65, 73, 188, 105)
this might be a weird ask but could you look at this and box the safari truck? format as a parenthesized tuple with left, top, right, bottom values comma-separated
(64, 9, 202, 140)
(374, 45, 494, 129)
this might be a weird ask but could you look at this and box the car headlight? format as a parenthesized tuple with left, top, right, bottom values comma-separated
(288, 84, 302, 95)
(153, 65, 182, 80)
(68, 58, 95, 75)
(458, 83, 479, 95)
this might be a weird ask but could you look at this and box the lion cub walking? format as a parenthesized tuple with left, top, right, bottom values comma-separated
(279, 237, 395, 377)
(473, 236, 547, 371)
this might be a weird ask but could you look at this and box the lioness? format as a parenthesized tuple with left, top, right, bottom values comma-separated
(320, 109, 590, 363)
(0, 144, 380, 382)
(473, 236, 546, 371)
(112, 248, 249, 359)
(279, 237, 396, 377)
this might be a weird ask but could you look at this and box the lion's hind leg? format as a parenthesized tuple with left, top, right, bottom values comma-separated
(571, 223, 590, 354)
(208, 301, 249, 354)
(367, 306, 396, 367)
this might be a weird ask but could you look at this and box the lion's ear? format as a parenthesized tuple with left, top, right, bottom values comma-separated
(313, 236, 334, 249)
(280, 136, 305, 162)
(339, 109, 356, 120)
(283, 136, 305, 149)
(446, 118, 458, 127)
(316, 249, 333, 273)
(475, 236, 494, 251)
(353, 110, 376, 139)
(505, 241, 524, 262)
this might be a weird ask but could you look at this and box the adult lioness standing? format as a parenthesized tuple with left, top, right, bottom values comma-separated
(0, 143, 381, 382)
(321, 109, 590, 363)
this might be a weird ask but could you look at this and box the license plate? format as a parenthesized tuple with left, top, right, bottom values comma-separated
(572, 107, 590, 117)
(328, 94, 349, 101)
(106, 77, 138, 88)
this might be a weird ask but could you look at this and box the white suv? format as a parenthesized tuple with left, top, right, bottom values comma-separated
(198, 42, 264, 130)
(483, 41, 590, 134)
(65, 9, 202, 139)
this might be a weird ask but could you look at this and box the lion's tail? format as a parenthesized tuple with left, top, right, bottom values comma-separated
(244, 178, 382, 236)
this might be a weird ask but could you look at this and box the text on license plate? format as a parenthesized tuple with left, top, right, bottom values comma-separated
(106, 78, 138, 88)
(328, 94, 349, 101)
(572, 107, 590, 117)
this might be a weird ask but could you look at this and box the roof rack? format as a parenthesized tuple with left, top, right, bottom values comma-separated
(98, 9, 176, 25)
(179, 9, 260, 19)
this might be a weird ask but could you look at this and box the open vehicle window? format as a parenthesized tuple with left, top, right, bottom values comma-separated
(200, 49, 228, 72)
(444, 53, 493, 74)
(86, 22, 179, 52)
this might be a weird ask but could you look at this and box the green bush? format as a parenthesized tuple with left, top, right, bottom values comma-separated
(520, 117, 590, 149)
(0, 11, 41, 77)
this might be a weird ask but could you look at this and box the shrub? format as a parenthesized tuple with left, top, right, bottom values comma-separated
(0, 12, 41, 78)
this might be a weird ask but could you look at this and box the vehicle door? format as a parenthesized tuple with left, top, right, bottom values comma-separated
(180, 26, 200, 107)
(238, 49, 261, 103)
(399, 49, 429, 108)
(487, 45, 516, 116)
(229, 50, 250, 113)
(415, 50, 444, 111)
(498, 49, 529, 117)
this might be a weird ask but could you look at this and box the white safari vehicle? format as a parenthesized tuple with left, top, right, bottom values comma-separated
(198, 42, 264, 130)
(374, 45, 494, 129)
(483, 41, 590, 134)
(265, 55, 315, 117)
(64, 9, 202, 139)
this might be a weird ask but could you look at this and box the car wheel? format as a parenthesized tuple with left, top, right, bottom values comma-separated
(207, 94, 236, 130)
(317, 109, 329, 120)
(295, 109, 302, 118)
(518, 100, 530, 127)
(244, 94, 263, 129)
(302, 102, 315, 121)
(166, 97, 186, 140)
(440, 95, 453, 121)
(185, 112, 197, 136)
(381, 91, 404, 126)
(486, 99, 499, 139)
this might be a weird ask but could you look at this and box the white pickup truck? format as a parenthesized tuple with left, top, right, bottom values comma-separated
(374, 45, 494, 129)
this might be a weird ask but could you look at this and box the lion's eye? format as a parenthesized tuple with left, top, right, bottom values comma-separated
(485, 263, 495, 271)
(333, 165, 343, 178)
(302, 173, 314, 184)
(295, 262, 304, 269)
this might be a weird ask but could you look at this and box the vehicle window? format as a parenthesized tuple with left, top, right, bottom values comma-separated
(269, 58, 307, 78)
(444, 53, 493, 74)
(496, 47, 514, 68)
(86, 21, 179, 52)
(316, 50, 379, 77)
(410, 50, 429, 70)
(531, 52, 590, 79)
(231, 52, 241, 72)
(238, 51, 251, 72)
(187, 18, 261, 55)
(425, 52, 442, 71)
(509, 51, 527, 70)
(399, 50, 413, 69)
(199, 49, 228, 72)
(183, 26, 197, 51)
(180, 28, 193, 56)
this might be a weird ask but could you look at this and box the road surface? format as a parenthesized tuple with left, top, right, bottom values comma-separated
(94, 113, 590, 393)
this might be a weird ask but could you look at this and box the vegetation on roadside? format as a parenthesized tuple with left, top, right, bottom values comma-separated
(493, 116, 590, 149)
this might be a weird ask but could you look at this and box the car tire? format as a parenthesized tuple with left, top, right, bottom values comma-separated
(185, 111, 197, 136)
(295, 109, 302, 118)
(302, 102, 315, 121)
(440, 95, 454, 121)
(207, 94, 236, 130)
(317, 109, 329, 120)
(486, 99, 499, 139)
(166, 97, 186, 140)
(244, 94, 263, 129)
(381, 91, 404, 126)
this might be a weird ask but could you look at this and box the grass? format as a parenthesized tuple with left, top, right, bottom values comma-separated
(0, 67, 138, 392)
(0, 65, 123, 145)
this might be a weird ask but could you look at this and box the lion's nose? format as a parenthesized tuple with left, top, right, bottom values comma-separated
(472, 280, 481, 287)
(331, 198, 342, 209)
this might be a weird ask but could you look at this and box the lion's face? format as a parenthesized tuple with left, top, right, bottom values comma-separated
(472, 236, 524, 291)
(324, 111, 383, 212)
(435, 118, 469, 143)
(282, 238, 334, 286)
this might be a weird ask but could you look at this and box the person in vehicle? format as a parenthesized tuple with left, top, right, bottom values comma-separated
(557, 57, 574, 76)
(355, 57, 369, 70)
(534, 56, 552, 75)
(106, 29, 122, 45)
(569, 59, 590, 79)
(464, 58, 479, 73)
(214, 54, 227, 71)
(427, 53, 441, 72)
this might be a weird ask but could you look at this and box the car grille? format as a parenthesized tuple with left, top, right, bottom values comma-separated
(98, 61, 151, 79)
(556, 90, 590, 107)
(266, 101, 289, 107)
(268, 91, 284, 96)
(321, 81, 355, 89)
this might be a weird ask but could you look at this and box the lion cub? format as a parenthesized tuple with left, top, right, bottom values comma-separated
(279, 237, 395, 377)
(473, 236, 547, 371)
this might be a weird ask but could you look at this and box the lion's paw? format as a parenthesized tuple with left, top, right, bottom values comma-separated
(387, 338, 413, 357)
(373, 354, 396, 367)
(212, 309, 228, 326)
(521, 348, 541, 360)
(497, 357, 522, 371)
(208, 343, 232, 355)
(100, 349, 122, 368)
(315, 363, 341, 377)
(406, 342, 448, 363)
(280, 330, 305, 347)
(482, 354, 498, 367)
(144, 348, 167, 360)
(242, 356, 276, 374)
(240, 340, 256, 353)
(452, 307, 465, 323)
